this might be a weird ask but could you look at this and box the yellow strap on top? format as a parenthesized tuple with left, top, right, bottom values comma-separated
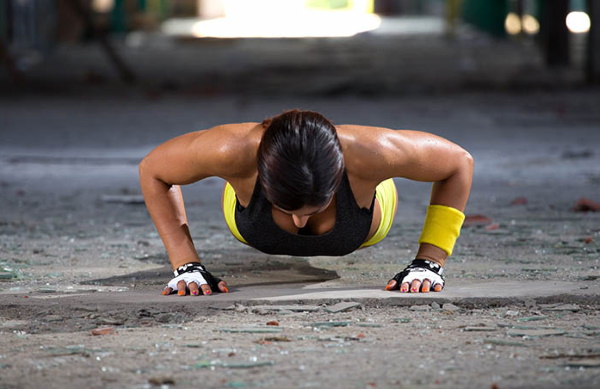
(222, 182, 249, 244)
(418, 204, 465, 256)
(360, 178, 397, 248)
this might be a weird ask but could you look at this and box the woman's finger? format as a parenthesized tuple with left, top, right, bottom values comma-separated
(200, 284, 212, 295)
(421, 279, 432, 293)
(385, 279, 397, 291)
(162, 287, 173, 296)
(188, 281, 200, 296)
(177, 280, 187, 296)
(433, 283, 443, 292)
(400, 282, 410, 293)
(410, 279, 421, 293)
(218, 281, 229, 293)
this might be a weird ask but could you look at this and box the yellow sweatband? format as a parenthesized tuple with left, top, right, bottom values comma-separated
(418, 205, 465, 256)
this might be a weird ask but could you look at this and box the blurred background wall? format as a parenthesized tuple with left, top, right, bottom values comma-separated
(0, 0, 598, 95)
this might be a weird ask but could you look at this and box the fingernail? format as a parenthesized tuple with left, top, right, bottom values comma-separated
(205, 290, 212, 295)
(411, 287, 418, 292)
(178, 290, 186, 296)
(385, 285, 393, 291)
(400, 288, 408, 292)
(223, 287, 229, 293)
(191, 290, 198, 296)
(162, 290, 169, 295)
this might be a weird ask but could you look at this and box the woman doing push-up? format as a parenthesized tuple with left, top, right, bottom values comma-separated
(139, 109, 473, 296)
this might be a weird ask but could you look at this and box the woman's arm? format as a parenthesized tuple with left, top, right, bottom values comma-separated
(138, 164, 199, 270)
(387, 130, 473, 292)
(341, 126, 474, 292)
(139, 124, 257, 294)
(392, 131, 474, 268)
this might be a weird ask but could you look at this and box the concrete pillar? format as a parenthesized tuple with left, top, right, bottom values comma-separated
(539, 0, 570, 67)
(587, 0, 600, 83)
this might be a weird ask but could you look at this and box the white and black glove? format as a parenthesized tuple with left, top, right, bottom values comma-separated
(387, 259, 445, 291)
(165, 262, 223, 294)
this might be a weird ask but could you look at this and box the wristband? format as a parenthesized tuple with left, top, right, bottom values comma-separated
(174, 262, 204, 277)
(418, 205, 465, 256)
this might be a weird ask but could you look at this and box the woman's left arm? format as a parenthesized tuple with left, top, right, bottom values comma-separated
(390, 130, 474, 292)
(345, 127, 474, 293)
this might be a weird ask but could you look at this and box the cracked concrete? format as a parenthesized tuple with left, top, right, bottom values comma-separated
(1, 27, 599, 387)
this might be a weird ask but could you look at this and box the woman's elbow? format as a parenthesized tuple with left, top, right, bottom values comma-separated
(138, 157, 148, 178)
(138, 154, 155, 179)
(454, 150, 474, 181)
(463, 150, 474, 170)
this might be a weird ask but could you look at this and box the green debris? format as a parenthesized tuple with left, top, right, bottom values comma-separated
(518, 316, 548, 322)
(44, 345, 89, 356)
(483, 339, 528, 347)
(193, 360, 274, 369)
(225, 381, 248, 388)
(0, 272, 14, 280)
(309, 321, 351, 328)
(507, 328, 566, 338)
(221, 361, 274, 368)
(464, 326, 497, 332)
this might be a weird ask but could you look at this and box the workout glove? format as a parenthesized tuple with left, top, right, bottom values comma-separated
(388, 259, 445, 291)
(167, 262, 223, 293)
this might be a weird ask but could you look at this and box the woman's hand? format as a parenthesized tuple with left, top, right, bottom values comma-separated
(385, 259, 444, 293)
(162, 263, 229, 296)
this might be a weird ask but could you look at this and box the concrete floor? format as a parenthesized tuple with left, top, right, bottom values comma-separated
(0, 24, 599, 389)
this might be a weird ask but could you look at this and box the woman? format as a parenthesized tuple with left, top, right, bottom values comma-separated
(139, 109, 473, 296)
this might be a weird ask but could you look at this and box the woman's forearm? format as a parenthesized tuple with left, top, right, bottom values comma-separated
(429, 150, 473, 212)
(139, 165, 200, 269)
(418, 152, 474, 266)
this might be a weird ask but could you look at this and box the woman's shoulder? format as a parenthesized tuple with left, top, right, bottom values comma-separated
(188, 122, 263, 178)
(200, 122, 262, 141)
(336, 125, 413, 179)
(335, 124, 410, 149)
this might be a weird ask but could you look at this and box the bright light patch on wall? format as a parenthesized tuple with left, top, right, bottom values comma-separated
(92, 0, 114, 13)
(505, 13, 539, 35)
(505, 12, 521, 35)
(522, 14, 539, 34)
(566, 11, 591, 34)
(191, 10, 381, 38)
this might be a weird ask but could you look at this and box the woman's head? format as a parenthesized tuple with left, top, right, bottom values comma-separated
(257, 109, 344, 211)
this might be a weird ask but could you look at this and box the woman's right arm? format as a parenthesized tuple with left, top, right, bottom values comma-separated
(138, 164, 199, 271)
(138, 124, 256, 273)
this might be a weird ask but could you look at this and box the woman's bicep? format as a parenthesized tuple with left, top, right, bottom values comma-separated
(380, 130, 473, 182)
(139, 130, 223, 186)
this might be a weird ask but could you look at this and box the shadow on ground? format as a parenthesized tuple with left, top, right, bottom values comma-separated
(83, 255, 340, 289)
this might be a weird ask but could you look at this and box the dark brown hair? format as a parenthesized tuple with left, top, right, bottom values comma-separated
(257, 109, 344, 211)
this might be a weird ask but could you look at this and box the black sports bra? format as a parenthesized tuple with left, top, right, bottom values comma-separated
(234, 171, 374, 256)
